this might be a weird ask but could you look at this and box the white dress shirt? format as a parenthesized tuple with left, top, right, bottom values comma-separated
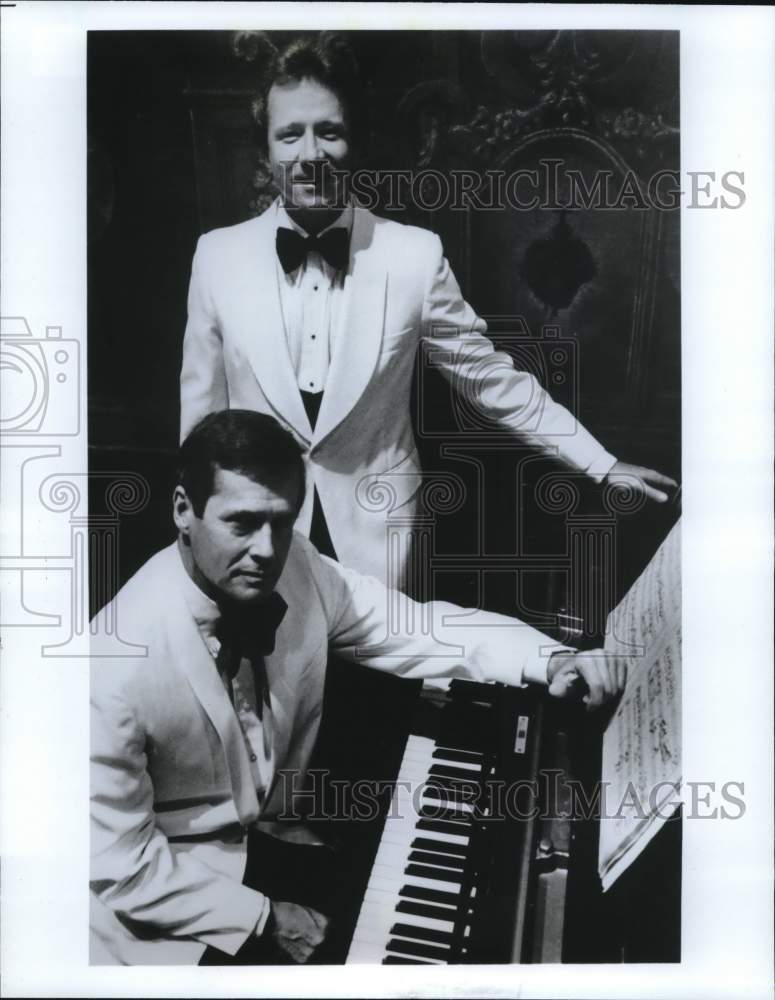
(274, 200, 354, 395)
(176, 555, 274, 937)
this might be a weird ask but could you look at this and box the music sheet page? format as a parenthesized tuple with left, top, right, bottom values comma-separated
(598, 519, 682, 891)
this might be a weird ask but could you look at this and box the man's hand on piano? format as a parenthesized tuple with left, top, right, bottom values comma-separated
(604, 461, 678, 504)
(547, 650, 627, 709)
(267, 899, 329, 963)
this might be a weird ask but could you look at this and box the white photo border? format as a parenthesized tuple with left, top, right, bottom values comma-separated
(1, 3, 772, 997)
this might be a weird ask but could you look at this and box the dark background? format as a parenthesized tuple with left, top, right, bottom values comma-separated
(88, 29, 681, 630)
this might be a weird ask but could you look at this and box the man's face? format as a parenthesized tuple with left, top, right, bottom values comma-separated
(266, 76, 350, 213)
(175, 466, 300, 605)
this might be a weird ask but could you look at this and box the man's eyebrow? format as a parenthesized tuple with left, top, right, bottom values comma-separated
(221, 508, 293, 521)
(221, 509, 262, 521)
(273, 118, 344, 132)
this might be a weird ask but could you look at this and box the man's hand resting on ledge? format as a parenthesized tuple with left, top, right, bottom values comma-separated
(605, 460, 678, 504)
(547, 650, 627, 709)
(266, 900, 329, 964)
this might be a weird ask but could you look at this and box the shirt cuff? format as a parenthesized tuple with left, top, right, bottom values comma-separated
(254, 894, 272, 938)
(584, 450, 618, 484)
(197, 884, 269, 956)
(521, 645, 577, 687)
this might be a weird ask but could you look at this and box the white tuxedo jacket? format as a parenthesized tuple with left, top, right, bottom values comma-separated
(180, 201, 616, 587)
(90, 534, 557, 965)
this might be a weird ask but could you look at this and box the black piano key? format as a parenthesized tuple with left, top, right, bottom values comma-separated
(397, 899, 461, 923)
(399, 884, 461, 907)
(405, 863, 464, 884)
(386, 938, 452, 962)
(419, 804, 472, 824)
(426, 775, 480, 796)
(390, 922, 455, 946)
(432, 747, 483, 764)
(383, 956, 433, 965)
(416, 818, 472, 837)
(423, 782, 480, 805)
(411, 837, 468, 858)
(429, 764, 483, 782)
(420, 793, 477, 817)
(408, 850, 465, 870)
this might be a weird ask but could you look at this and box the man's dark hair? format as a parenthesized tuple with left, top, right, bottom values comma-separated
(177, 410, 306, 518)
(238, 31, 365, 155)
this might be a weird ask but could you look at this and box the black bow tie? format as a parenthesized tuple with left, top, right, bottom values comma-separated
(215, 592, 288, 675)
(276, 226, 349, 274)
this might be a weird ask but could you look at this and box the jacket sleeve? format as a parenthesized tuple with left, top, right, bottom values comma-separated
(179, 235, 229, 443)
(420, 234, 617, 482)
(90, 669, 268, 955)
(309, 545, 559, 687)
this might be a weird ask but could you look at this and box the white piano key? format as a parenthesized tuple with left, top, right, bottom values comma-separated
(355, 908, 455, 936)
(364, 886, 457, 911)
(420, 794, 475, 814)
(430, 758, 481, 771)
(400, 872, 463, 895)
(409, 829, 470, 847)
(434, 744, 483, 757)
(372, 846, 415, 869)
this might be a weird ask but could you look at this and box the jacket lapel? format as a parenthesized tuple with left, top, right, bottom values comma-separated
(237, 205, 313, 442)
(313, 206, 387, 447)
(164, 548, 260, 826)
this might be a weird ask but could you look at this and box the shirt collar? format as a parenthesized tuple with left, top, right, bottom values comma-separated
(175, 540, 222, 640)
(274, 197, 353, 240)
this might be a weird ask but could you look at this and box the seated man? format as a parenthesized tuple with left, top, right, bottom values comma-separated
(90, 409, 626, 966)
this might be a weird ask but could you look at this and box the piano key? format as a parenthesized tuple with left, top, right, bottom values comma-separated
(355, 903, 455, 935)
(351, 911, 455, 961)
(399, 870, 463, 895)
(365, 883, 457, 909)
(382, 956, 435, 965)
(426, 774, 481, 794)
(432, 747, 483, 764)
(418, 805, 472, 825)
(396, 899, 467, 923)
(386, 938, 452, 962)
(367, 875, 402, 894)
(383, 824, 470, 848)
(390, 922, 454, 946)
(399, 884, 462, 907)
(372, 841, 426, 868)
(429, 763, 482, 779)
(416, 818, 474, 837)
(405, 863, 464, 884)
(411, 835, 468, 854)
(352, 916, 455, 950)
(407, 850, 465, 870)
(421, 791, 476, 814)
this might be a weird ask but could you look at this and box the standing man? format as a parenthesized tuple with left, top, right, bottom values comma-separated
(180, 32, 676, 590)
(90, 409, 626, 965)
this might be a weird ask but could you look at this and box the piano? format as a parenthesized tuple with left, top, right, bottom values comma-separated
(308, 662, 681, 966)
(345, 678, 559, 965)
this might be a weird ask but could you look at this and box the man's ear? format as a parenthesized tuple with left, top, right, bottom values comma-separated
(172, 485, 195, 537)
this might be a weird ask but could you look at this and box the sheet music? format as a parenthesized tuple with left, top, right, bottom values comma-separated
(598, 519, 682, 891)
